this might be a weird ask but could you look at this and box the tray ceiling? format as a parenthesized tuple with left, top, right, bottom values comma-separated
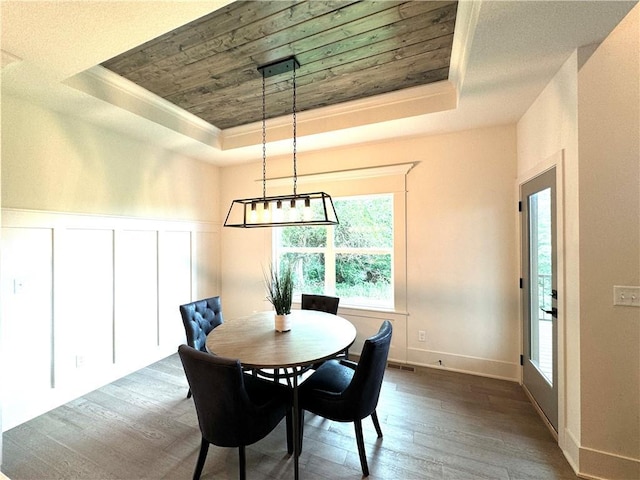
(101, 0, 457, 130)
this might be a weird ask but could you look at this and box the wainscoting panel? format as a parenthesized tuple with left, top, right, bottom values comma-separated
(0, 209, 219, 431)
(158, 230, 192, 355)
(114, 230, 159, 369)
(55, 228, 115, 387)
(0, 226, 53, 428)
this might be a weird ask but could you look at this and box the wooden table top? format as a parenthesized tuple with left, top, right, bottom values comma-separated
(206, 310, 356, 369)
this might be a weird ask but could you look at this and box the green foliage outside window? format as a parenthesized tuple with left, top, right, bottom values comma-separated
(334, 197, 393, 249)
(281, 252, 325, 293)
(336, 253, 392, 300)
(281, 225, 326, 248)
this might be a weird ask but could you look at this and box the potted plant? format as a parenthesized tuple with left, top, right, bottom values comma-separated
(264, 261, 294, 332)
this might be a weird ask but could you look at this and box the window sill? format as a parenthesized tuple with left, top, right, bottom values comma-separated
(293, 302, 408, 318)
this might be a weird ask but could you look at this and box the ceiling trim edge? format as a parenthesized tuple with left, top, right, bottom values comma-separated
(263, 163, 417, 187)
(64, 65, 223, 149)
(449, 0, 482, 101)
(222, 81, 458, 151)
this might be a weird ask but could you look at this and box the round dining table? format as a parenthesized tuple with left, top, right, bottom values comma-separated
(206, 309, 356, 480)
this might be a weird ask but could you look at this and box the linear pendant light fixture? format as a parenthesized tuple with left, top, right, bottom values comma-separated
(224, 57, 338, 228)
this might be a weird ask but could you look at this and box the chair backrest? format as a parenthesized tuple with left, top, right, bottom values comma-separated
(178, 345, 257, 448)
(345, 320, 393, 418)
(179, 296, 223, 352)
(301, 294, 340, 315)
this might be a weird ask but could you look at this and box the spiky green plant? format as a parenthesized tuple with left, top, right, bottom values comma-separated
(264, 261, 294, 315)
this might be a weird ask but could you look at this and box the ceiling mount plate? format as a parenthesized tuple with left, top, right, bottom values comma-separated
(258, 57, 300, 78)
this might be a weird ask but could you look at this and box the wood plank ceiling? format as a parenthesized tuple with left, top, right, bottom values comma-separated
(101, 1, 457, 130)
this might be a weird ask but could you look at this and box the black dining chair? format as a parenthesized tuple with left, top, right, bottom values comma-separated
(178, 345, 293, 480)
(301, 293, 339, 315)
(298, 320, 392, 477)
(301, 293, 347, 362)
(179, 296, 223, 398)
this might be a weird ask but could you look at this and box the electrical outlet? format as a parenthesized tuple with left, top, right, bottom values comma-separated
(418, 330, 426, 342)
(13, 278, 25, 294)
(613, 286, 640, 307)
(76, 355, 85, 368)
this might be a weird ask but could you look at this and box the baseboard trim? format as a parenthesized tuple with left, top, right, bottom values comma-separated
(407, 347, 519, 381)
(579, 445, 640, 480)
(563, 428, 581, 477)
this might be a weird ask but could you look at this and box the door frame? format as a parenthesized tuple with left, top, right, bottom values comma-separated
(517, 150, 566, 443)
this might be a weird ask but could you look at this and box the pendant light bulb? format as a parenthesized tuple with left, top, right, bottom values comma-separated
(288, 199, 298, 222)
(273, 200, 284, 222)
(303, 197, 312, 221)
(262, 201, 271, 222)
(249, 202, 258, 223)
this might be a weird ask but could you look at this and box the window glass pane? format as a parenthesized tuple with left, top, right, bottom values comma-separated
(334, 196, 393, 248)
(528, 188, 553, 384)
(282, 252, 325, 294)
(274, 193, 394, 310)
(281, 225, 326, 248)
(336, 253, 392, 307)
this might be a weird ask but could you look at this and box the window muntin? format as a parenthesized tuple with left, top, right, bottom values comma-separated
(275, 194, 393, 309)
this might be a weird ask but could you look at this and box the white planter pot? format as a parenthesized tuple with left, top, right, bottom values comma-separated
(274, 314, 291, 332)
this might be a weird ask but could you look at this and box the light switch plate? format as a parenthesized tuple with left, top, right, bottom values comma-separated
(613, 286, 640, 307)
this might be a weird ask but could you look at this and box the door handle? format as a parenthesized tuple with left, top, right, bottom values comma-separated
(541, 307, 558, 318)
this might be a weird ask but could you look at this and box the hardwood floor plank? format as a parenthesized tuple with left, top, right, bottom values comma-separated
(2, 354, 578, 480)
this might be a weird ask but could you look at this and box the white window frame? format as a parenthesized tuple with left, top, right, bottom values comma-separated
(266, 163, 411, 314)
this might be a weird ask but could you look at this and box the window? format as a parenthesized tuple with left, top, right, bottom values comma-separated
(274, 194, 393, 309)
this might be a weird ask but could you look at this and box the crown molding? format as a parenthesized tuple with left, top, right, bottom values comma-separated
(64, 66, 223, 149)
(221, 81, 457, 150)
(449, 0, 482, 101)
(62, 64, 456, 156)
(263, 163, 417, 187)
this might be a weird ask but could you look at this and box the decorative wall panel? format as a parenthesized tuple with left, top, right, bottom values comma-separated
(0, 209, 219, 431)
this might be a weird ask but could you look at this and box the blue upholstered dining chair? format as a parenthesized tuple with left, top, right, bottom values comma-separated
(301, 293, 340, 315)
(179, 296, 223, 398)
(298, 320, 392, 477)
(301, 293, 347, 364)
(178, 345, 293, 480)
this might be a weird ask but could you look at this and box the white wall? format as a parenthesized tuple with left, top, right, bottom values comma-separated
(0, 81, 3, 468)
(1, 95, 221, 222)
(1, 95, 222, 431)
(517, 5, 640, 478)
(577, 5, 639, 478)
(220, 124, 520, 380)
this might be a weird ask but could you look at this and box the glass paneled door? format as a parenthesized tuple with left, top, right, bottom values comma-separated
(521, 168, 558, 431)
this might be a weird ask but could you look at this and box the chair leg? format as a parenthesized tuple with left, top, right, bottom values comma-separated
(371, 410, 383, 438)
(286, 408, 294, 454)
(187, 388, 192, 399)
(193, 438, 209, 480)
(354, 419, 369, 477)
(238, 445, 246, 480)
(297, 409, 305, 454)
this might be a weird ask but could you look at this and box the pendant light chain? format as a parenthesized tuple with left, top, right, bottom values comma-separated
(262, 72, 267, 199)
(292, 60, 297, 196)
(223, 56, 338, 228)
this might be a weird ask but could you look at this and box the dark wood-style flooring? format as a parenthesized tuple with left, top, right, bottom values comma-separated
(2, 355, 578, 479)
